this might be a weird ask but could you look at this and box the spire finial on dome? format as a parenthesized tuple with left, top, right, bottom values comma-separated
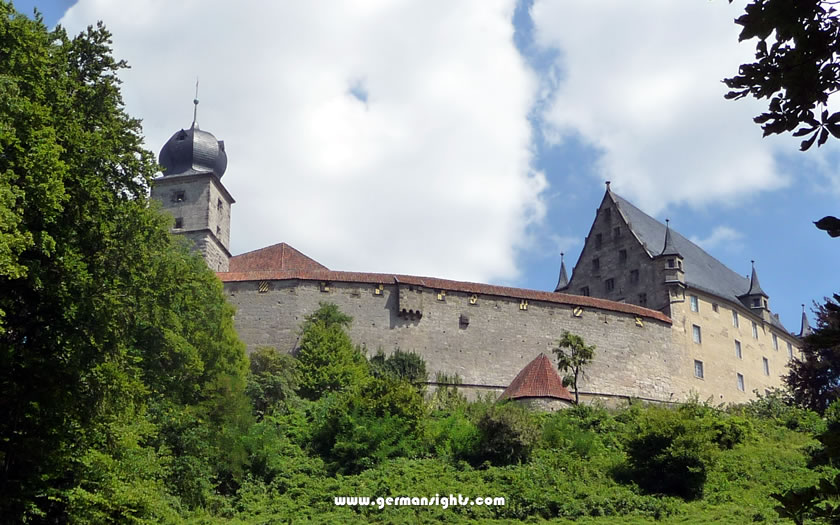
(192, 77, 199, 128)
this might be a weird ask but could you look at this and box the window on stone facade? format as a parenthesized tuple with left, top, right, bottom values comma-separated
(216, 225, 221, 236)
(217, 198, 223, 211)
(613, 226, 621, 239)
(638, 293, 647, 306)
(605, 278, 615, 292)
(592, 258, 600, 271)
(667, 258, 675, 268)
(581, 286, 590, 297)
(630, 269, 639, 283)
(772, 333, 779, 350)
(712, 303, 719, 313)
(174, 217, 183, 229)
(735, 340, 742, 359)
(752, 297, 761, 308)
(694, 360, 704, 379)
(604, 208, 611, 221)
(690, 295, 699, 312)
(692, 324, 702, 344)
(787, 341, 793, 359)
(737, 373, 745, 392)
(763, 357, 770, 376)
(732, 310, 739, 328)
(619, 249, 627, 263)
(174, 190, 185, 202)
(595, 233, 602, 249)
(752, 321, 758, 339)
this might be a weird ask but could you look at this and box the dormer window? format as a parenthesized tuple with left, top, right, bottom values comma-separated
(752, 298, 761, 308)
(667, 258, 675, 268)
(619, 249, 627, 263)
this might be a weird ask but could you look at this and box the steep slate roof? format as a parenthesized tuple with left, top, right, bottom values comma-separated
(218, 267, 672, 323)
(498, 353, 574, 402)
(609, 191, 789, 332)
(554, 253, 569, 292)
(743, 263, 768, 298)
(800, 305, 814, 338)
(228, 242, 328, 273)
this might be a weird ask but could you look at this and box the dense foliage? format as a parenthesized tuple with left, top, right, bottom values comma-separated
(786, 294, 840, 413)
(725, 0, 840, 150)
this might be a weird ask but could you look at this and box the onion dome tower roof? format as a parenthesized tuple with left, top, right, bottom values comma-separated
(159, 123, 227, 178)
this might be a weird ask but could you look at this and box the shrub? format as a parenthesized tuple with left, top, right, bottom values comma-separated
(369, 348, 428, 384)
(245, 347, 300, 418)
(474, 402, 540, 466)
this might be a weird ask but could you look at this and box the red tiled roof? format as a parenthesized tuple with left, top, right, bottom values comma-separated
(228, 242, 328, 273)
(217, 267, 672, 323)
(498, 353, 574, 402)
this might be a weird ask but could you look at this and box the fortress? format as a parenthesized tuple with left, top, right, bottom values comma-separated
(151, 118, 810, 405)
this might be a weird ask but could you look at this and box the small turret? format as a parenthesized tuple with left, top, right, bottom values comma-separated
(554, 252, 569, 292)
(654, 219, 685, 309)
(739, 261, 769, 321)
(800, 304, 813, 338)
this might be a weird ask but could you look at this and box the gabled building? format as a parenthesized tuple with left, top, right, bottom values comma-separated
(558, 183, 803, 400)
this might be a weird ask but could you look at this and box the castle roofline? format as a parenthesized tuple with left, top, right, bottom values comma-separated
(217, 267, 673, 324)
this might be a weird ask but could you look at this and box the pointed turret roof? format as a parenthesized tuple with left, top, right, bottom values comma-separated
(743, 260, 768, 298)
(554, 253, 569, 292)
(498, 353, 574, 402)
(800, 304, 814, 338)
(659, 219, 681, 257)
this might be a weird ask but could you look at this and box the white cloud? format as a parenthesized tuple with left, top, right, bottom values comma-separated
(59, 0, 544, 282)
(689, 226, 743, 251)
(531, 0, 791, 214)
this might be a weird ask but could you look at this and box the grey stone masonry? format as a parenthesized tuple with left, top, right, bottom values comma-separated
(150, 172, 233, 272)
(223, 278, 685, 402)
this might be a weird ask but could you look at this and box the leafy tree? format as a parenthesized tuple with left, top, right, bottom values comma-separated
(295, 302, 369, 400)
(474, 402, 540, 466)
(369, 347, 428, 384)
(553, 330, 595, 404)
(725, 0, 840, 151)
(246, 346, 300, 418)
(785, 294, 840, 414)
(0, 4, 249, 520)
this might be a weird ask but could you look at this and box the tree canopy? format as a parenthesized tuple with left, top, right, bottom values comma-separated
(725, 0, 840, 151)
(0, 4, 248, 520)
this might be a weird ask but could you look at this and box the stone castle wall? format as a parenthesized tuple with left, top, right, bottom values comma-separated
(224, 278, 688, 402)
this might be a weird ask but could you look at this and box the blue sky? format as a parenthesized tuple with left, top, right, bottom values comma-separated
(17, 0, 837, 333)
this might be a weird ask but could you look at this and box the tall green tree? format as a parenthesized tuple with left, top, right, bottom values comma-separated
(0, 4, 248, 521)
(553, 331, 595, 404)
(785, 295, 840, 414)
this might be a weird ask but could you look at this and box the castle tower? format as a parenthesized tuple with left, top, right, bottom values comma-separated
(738, 261, 769, 322)
(654, 219, 685, 312)
(150, 99, 234, 272)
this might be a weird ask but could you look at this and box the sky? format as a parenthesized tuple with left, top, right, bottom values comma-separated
(13, 0, 838, 333)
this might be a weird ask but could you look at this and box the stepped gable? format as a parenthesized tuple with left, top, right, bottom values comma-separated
(498, 353, 573, 402)
(609, 191, 789, 332)
(227, 242, 328, 273)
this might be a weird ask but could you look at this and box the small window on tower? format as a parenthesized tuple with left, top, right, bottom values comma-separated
(595, 233, 602, 249)
(216, 226, 221, 236)
(174, 217, 183, 229)
(619, 249, 627, 263)
(592, 257, 600, 271)
(630, 269, 639, 283)
(581, 286, 590, 297)
(174, 191, 185, 202)
(752, 297, 761, 308)
(605, 278, 615, 292)
(613, 226, 621, 239)
(667, 258, 676, 268)
(603, 208, 611, 221)
(638, 293, 647, 306)
(217, 198, 223, 211)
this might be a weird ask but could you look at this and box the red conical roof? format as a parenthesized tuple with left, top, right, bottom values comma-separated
(228, 242, 328, 273)
(498, 353, 574, 402)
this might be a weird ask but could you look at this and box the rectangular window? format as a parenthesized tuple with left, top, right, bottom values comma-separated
(592, 257, 600, 271)
(174, 217, 183, 229)
(692, 324, 702, 344)
(752, 321, 758, 339)
(638, 293, 647, 306)
(735, 340, 742, 359)
(737, 373, 745, 392)
(694, 360, 704, 379)
(763, 357, 770, 376)
(174, 190, 185, 202)
(603, 208, 611, 221)
(772, 333, 779, 350)
(605, 278, 615, 292)
(667, 258, 676, 268)
(217, 198, 223, 211)
(581, 286, 590, 297)
(712, 303, 719, 313)
(787, 342, 793, 359)
(619, 249, 627, 263)
(630, 269, 639, 283)
(595, 233, 602, 249)
(690, 295, 699, 312)
(752, 297, 761, 308)
(732, 310, 739, 328)
(613, 226, 621, 239)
